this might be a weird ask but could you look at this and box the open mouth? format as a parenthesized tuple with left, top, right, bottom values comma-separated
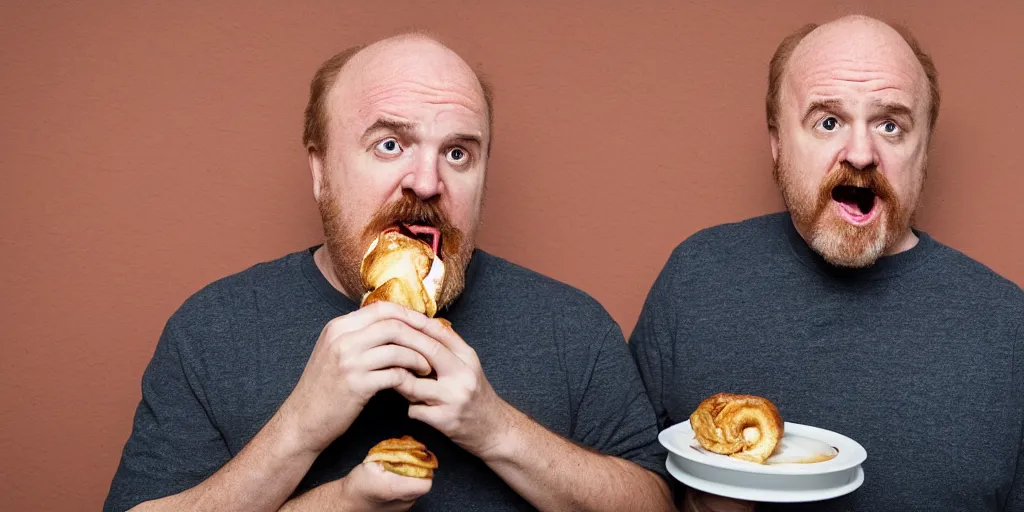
(830, 185, 878, 224)
(385, 223, 442, 258)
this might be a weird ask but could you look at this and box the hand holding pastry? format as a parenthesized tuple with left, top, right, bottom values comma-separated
(276, 302, 435, 454)
(339, 458, 432, 512)
(393, 319, 514, 460)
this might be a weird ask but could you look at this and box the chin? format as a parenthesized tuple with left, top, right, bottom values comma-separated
(809, 213, 890, 268)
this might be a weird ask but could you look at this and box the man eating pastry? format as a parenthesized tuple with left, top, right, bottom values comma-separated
(104, 33, 672, 512)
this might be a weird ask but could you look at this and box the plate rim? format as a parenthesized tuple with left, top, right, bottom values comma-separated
(665, 452, 865, 503)
(658, 420, 867, 475)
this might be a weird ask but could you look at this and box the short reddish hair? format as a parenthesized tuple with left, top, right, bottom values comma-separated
(302, 39, 495, 154)
(765, 21, 940, 134)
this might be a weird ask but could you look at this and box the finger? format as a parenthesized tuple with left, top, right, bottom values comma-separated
(363, 367, 415, 394)
(394, 375, 446, 405)
(407, 403, 445, 428)
(355, 319, 464, 374)
(325, 301, 429, 340)
(359, 344, 432, 376)
(420, 318, 478, 363)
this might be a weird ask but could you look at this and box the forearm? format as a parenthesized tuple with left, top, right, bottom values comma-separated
(278, 478, 349, 512)
(130, 411, 319, 512)
(483, 407, 673, 512)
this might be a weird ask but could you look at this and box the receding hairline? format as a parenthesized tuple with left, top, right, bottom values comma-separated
(315, 33, 494, 148)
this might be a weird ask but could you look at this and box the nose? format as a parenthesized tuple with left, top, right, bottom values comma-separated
(840, 124, 878, 171)
(400, 151, 443, 200)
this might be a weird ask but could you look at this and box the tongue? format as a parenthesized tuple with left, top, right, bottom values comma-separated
(403, 224, 441, 257)
(838, 197, 861, 211)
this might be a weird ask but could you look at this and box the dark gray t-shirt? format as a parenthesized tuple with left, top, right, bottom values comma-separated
(105, 248, 667, 511)
(629, 213, 1024, 511)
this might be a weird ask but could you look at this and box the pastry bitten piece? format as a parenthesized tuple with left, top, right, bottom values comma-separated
(364, 436, 439, 479)
(360, 229, 450, 329)
(690, 393, 784, 464)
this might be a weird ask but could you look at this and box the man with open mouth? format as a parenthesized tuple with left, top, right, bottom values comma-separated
(629, 15, 1024, 512)
(104, 34, 672, 512)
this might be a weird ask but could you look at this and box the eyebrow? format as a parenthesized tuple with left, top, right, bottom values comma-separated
(801, 99, 844, 125)
(446, 133, 484, 148)
(871, 100, 915, 126)
(359, 118, 416, 144)
(359, 118, 484, 149)
(801, 99, 917, 127)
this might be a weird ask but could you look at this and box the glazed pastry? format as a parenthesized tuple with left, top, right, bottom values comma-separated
(690, 393, 784, 464)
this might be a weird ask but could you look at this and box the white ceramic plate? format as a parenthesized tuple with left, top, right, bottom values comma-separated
(659, 420, 867, 502)
(666, 453, 865, 503)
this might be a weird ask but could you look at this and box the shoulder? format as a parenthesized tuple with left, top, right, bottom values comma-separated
(653, 212, 788, 291)
(471, 250, 616, 331)
(667, 213, 785, 265)
(924, 237, 1023, 312)
(164, 250, 307, 344)
(474, 250, 614, 320)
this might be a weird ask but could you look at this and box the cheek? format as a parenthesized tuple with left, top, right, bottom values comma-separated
(784, 139, 836, 192)
(334, 156, 405, 210)
(440, 173, 484, 230)
(879, 144, 927, 201)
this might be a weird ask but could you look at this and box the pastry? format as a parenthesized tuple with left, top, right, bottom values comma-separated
(690, 393, 784, 464)
(360, 224, 450, 328)
(364, 435, 439, 479)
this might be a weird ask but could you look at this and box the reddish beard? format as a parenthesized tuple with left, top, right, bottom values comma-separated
(318, 187, 473, 311)
(774, 156, 911, 268)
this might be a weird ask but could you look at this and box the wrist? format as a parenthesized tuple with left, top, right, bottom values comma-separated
(281, 477, 350, 512)
(267, 402, 322, 462)
(333, 475, 362, 512)
(476, 399, 526, 464)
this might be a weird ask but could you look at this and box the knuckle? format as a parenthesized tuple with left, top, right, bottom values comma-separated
(324, 315, 348, 335)
(390, 367, 408, 384)
(338, 356, 356, 374)
(374, 300, 402, 318)
(427, 339, 443, 358)
(462, 375, 479, 393)
(343, 374, 361, 392)
(381, 319, 404, 338)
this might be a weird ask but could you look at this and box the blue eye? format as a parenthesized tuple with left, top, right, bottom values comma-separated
(446, 147, 467, 164)
(882, 121, 899, 134)
(375, 138, 401, 155)
(821, 117, 838, 131)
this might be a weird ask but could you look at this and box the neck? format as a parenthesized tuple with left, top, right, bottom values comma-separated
(885, 228, 919, 256)
(313, 244, 360, 302)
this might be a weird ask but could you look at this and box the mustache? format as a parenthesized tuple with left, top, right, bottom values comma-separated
(361, 190, 464, 258)
(817, 162, 898, 205)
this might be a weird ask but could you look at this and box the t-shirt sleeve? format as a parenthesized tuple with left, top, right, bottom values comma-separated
(628, 250, 678, 431)
(565, 318, 669, 481)
(103, 317, 231, 512)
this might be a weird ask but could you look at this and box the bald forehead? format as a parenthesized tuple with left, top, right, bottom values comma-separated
(787, 16, 929, 98)
(330, 36, 488, 122)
